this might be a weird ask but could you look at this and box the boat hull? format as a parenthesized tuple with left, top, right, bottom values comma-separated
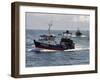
(34, 40, 75, 50)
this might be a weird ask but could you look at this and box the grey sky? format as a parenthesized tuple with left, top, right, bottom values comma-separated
(25, 12, 90, 30)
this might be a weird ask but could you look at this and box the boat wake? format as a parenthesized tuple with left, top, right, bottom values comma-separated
(27, 47, 89, 53)
(72, 35, 87, 38)
(64, 48, 89, 52)
(27, 43, 89, 53)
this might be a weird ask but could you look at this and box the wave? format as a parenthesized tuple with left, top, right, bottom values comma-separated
(64, 48, 89, 52)
(27, 47, 89, 53)
(72, 35, 87, 38)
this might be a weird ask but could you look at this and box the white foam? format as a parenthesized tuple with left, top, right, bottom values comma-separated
(40, 49, 57, 52)
(64, 48, 89, 52)
(32, 48, 89, 53)
(71, 35, 87, 38)
(27, 49, 33, 52)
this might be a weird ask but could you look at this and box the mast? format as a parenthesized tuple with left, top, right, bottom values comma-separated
(48, 22, 52, 44)
(48, 22, 52, 36)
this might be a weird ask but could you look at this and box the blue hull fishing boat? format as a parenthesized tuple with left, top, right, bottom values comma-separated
(34, 22, 75, 50)
(34, 39, 74, 50)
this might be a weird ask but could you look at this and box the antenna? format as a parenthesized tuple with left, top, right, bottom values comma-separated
(48, 21, 53, 44)
(48, 21, 53, 35)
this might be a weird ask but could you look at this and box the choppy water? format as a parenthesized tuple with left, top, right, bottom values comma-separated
(26, 30, 89, 67)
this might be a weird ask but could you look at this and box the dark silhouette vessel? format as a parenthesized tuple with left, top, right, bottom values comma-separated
(75, 29, 82, 36)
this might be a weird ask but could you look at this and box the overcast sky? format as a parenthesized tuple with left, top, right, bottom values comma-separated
(25, 12, 90, 30)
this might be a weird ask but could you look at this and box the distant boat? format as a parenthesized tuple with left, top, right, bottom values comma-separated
(75, 29, 82, 36)
(34, 23, 75, 50)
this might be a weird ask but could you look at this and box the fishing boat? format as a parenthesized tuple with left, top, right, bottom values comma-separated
(75, 28, 82, 36)
(34, 23, 75, 50)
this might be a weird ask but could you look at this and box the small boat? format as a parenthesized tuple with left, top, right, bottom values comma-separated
(34, 23, 75, 50)
(75, 29, 82, 36)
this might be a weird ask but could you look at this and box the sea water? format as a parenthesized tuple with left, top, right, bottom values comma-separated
(26, 30, 89, 67)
